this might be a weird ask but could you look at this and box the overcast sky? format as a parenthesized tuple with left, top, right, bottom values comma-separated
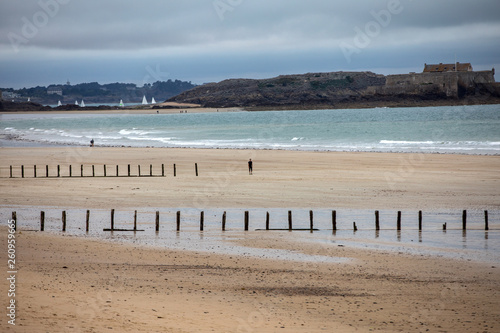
(1, 0, 499, 88)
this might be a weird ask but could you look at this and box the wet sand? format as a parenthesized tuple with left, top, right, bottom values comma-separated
(1, 147, 500, 332)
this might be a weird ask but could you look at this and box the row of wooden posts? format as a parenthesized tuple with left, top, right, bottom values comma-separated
(9, 209, 491, 233)
(6, 163, 199, 178)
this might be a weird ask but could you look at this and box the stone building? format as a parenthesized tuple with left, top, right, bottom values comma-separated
(423, 62, 473, 73)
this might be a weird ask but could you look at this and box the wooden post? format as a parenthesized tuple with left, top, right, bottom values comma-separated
(116, 165, 119, 177)
(462, 210, 467, 230)
(62, 211, 66, 232)
(150, 164, 153, 176)
(81, 164, 83, 177)
(110, 209, 115, 230)
(418, 210, 422, 231)
(332, 210, 337, 231)
(69, 165, 72, 177)
(92, 165, 95, 177)
(104, 165, 107, 177)
(222, 211, 227, 231)
(86, 210, 90, 232)
(138, 165, 141, 177)
(34, 165, 37, 178)
(12, 212, 17, 232)
(134, 210, 137, 231)
(162, 164, 165, 177)
(309, 210, 314, 232)
(485, 210, 489, 231)
(195, 163, 198, 177)
(375, 210, 380, 231)
(10, 166, 13, 178)
(288, 211, 292, 231)
(353, 222, 358, 231)
(156, 211, 160, 232)
(21, 165, 24, 178)
(57, 165, 60, 177)
(46, 165, 49, 177)
(128, 164, 131, 177)
(176, 211, 181, 231)
(200, 211, 204, 231)
(40, 211, 45, 231)
(174, 164, 176, 177)
(244, 211, 249, 231)
(266, 212, 270, 230)
(397, 211, 401, 231)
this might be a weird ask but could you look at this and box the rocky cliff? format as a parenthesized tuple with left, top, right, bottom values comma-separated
(167, 71, 500, 110)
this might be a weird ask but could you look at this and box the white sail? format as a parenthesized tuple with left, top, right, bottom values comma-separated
(142, 95, 148, 105)
(27, 97, 30, 102)
(75, 100, 79, 105)
(80, 100, 85, 107)
(151, 97, 156, 104)
(119, 99, 124, 107)
(57, 100, 62, 106)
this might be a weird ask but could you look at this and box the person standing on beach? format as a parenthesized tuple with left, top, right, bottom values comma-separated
(90, 139, 94, 147)
(248, 159, 253, 175)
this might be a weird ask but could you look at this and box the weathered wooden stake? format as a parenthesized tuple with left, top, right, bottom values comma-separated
(200, 211, 204, 231)
(375, 210, 380, 231)
(57, 165, 60, 177)
(134, 210, 137, 231)
(288, 210, 292, 231)
(128, 164, 131, 177)
(86, 210, 90, 232)
(34, 165, 37, 178)
(104, 165, 107, 177)
(162, 164, 165, 177)
(92, 165, 95, 177)
(222, 211, 227, 231)
(266, 212, 270, 230)
(462, 210, 467, 230)
(156, 211, 160, 232)
(110, 209, 115, 230)
(40, 211, 45, 231)
(69, 165, 72, 177)
(46, 165, 49, 177)
(418, 210, 423, 231)
(195, 163, 198, 177)
(332, 210, 337, 231)
(176, 211, 181, 231)
(10, 166, 13, 178)
(309, 210, 314, 232)
(397, 211, 401, 231)
(138, 165, 141, 177)
(353, 222, 358, 231)
(150, 164, 153, 176)
(116, 165, 119, 177)
(485, 210, 489, 231)
(62, 210, 67, 232)
(12, 212, 17, 232)
(81, 164, 83, 177)
(244, 211, 249, 231)
(21, 165, 25, 178)
(174, 164, 176, 177)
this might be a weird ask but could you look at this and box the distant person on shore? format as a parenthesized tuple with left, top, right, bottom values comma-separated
(90, 139, 94, 147)
(248, 159, 253, 175)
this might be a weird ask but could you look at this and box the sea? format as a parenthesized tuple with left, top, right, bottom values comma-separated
(1, 104, 500, 154)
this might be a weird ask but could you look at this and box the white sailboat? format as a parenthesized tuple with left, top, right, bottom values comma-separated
(75, 100, 79, 105)
(142, 95, 148, 105)
(119, 99, 124, 107)
(57, 100, 62, 106)
(151, 97, 156, 104)
(27, 97, 30, 102)
(80, 100, 85, 107)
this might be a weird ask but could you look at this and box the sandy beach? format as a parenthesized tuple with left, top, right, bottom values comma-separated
(1, 147, 500, 332)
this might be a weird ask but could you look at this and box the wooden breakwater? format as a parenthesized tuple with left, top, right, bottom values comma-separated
(3, 163, 203, 178)
(9, 209, 493, 233)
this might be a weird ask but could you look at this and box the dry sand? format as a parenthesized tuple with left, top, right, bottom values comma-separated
(1, 147, 500, 332)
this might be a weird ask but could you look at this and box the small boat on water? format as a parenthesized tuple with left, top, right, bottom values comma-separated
(151, 97, 156, 104)
(119, 99, 124, 107)
(57, 101, 62, 106)
(75, 100, 78, 105)
(80, 100, 85, 107)
(142, 96, 148, 105)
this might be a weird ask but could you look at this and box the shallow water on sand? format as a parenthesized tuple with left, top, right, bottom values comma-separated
(2, 207, 499, 264)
